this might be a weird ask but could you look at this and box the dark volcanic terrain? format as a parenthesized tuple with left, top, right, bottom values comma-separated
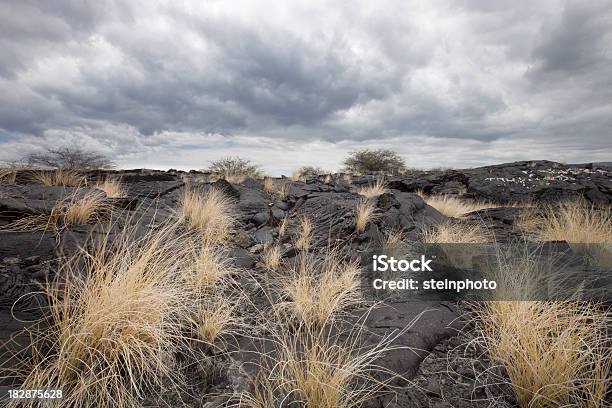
(0, 160, 610, 407)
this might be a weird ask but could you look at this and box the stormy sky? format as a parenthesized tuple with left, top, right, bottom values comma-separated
(0, 0, 611, 174)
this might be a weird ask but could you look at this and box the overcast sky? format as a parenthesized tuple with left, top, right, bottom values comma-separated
(0, 0, 611, 174)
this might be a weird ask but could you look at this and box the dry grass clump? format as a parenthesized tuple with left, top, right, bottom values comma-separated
(420, 221, 489, 243)
(3, 190, 108, 231)
(419, 193, 497, 218)
(224, 173, 248, 184)
(10, 222, 192, 408)
(291, 169, 308, 182)
(381, 229, 408, 258)
(358, 178, 387, 199)
(471, 242, 611, 408)
(343, 173, 353, 184)
(294, 216, 313, 252)
(273, 328, 390, 407)
(277, 251, 361, 327)
(262, 177, 274, 193)
(517, 200, 612, 244)
(278, 216, 289, 238)
(197, 295, 236, 346)
(95, 177, 127, 198)
(238, 311, 417, 408)
(0, 165, 22, 184)
(55, 191, 108, 226)
(516, 200, 612, 266)
(189, 242, 235, 291)
(275, 180, 289, 199)
(262, 243, 282, 270)
(355, 199, 377, 232)
(324, 174, 333, 184)
(475, 301, 610, 408)
(33, 168, 86, 186)
(181, 188, 235, 243)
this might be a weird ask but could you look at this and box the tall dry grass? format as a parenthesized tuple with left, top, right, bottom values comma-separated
(418, 193, 497, 218)
(188, 242, 235, 291)
(276, 251, 361, 327)
(517, 200, 611, 244)
(355, 199, 377, 232)
(358, 178, 387, 199)
(262, 243, 282, 270)
(516, 200, 612, 266)
(420, 221, 489, 244)
(10, 221, 193, 408)
(476, 301, 610, 407)
(278, 216, 289, 239)
(95, 177, 127, 198)
(262, 177, 274, 193)
(473, 242, 611, 408)
(275, 180, 290, 199)
(238, 310, 423, 408)
(0, 165, 22, 184)
(181, 188, 235, 243)
(33, 169, 85, 187)
(295, 216, 313, 252)
(197, 294, 237, 347)
(291, 169, 308, 182)
(2, 190, 108, 231)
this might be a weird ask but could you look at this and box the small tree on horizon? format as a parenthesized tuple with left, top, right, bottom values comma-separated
(207, 156, 261, 177)
(296, 166, 326, 177)
(25, 146, 115, 170)
(343, 149, 407, 174)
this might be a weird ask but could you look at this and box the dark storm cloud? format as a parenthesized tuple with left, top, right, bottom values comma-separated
(531, 1, 612, 75)
(0, 0, 610, 169)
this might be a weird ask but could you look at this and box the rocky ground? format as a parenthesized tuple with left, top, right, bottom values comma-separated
(0, 160, 610, 407)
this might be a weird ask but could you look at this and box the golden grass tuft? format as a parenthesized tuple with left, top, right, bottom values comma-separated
(197, 296, 235, 346)
(95, 177, 127, 198)
(181, 188, 235, 243)
(517, 200, 612, 244)
(189, 242, 235, 291)
(324, 174, 332, 184)
(2, 190, 108, 231)
(33, 169, 86, 186)
(275, 180, 289, 199)
(471, 242, 612, 408)
(224, 173, 248, 184)
(294, 216, 313, 252)
(420, 221, 489, 243)
(262, 177, 274, 193)
(262, 243, 282, 270)
(358, 178, 387, 199)
(355, 199, 376, 232)
(277, 251, 361, 327)
(278, 216, 289, 238)
(10, 221, 192, 408)
(274, 328, 386, 407)
(56, 191, 107, 226)
(291, 169, 307, 182)
(476, 301, 610, 408)
(419, 193, 498, 218)
(0, 165, 22, 184)
(238, 310, 419, 408)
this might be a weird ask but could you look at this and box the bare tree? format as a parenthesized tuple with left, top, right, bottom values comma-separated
(25, 147, 115, 170)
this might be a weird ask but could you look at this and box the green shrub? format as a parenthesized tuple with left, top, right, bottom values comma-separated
(343, 149, 406, 174)
(207, 156, 261, 178)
